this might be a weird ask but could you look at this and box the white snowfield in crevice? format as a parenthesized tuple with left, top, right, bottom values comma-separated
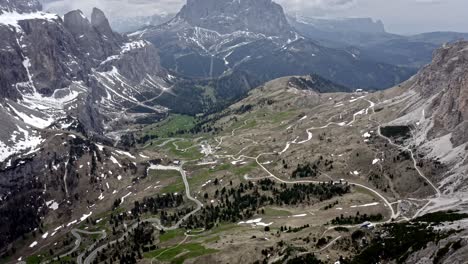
(1, 84, 84, 163)
(21, 84, 85, 112)
(7, 103, 53, 129)
(121, 40, 150, 54)
(0, 11, 59, 30)
(114, 150, 136, 159)
(109, 156, 123, 168)
(238, 218, 273, 227)
(101, 40, 150, 65)
(0, 124, 43, 163)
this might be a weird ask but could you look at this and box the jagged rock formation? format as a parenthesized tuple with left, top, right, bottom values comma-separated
(91, 7, 117, 39)
(0, 4, 169, 137)
(412, 42, 468, 146)
(388, 41, 468, 193)
(176, 0, 293, 36)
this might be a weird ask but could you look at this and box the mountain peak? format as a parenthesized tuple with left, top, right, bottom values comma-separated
(175, 0, 293, 36)
(0, 0, 42, 13)
(91, 7, 114, 38)
(63, 10, 92, 35)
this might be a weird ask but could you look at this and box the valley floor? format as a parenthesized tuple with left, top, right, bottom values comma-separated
(8, 83, 468, 264)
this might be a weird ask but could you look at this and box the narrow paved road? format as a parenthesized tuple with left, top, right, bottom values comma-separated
(81, 163, 203, 264)
(41, 230, 106, 264)
(61, 95, 441, 264)
(377, 126, 441, 198)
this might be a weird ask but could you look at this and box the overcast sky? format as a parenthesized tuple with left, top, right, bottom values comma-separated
(42, 0, 468, 35)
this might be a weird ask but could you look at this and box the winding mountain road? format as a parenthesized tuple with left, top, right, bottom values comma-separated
(76, 163, 203, 264)
(55, 94, 442, 263)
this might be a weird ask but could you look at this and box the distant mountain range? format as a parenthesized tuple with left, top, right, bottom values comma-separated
(288, 15, 468, 68)
(109, 13, 174, 33)
(135, 0, 415, 90)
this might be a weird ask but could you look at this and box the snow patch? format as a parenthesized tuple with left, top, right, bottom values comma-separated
(46, 200, 59, 211)
(80, 212, 92, 222)
(0, 11, 59, 30)
(109, 156, 122, 168)
(115, 150, 136, 159)
(351, 202, 379, 208)
(121, 40, 149, 54)
(238, 218, 273, 227)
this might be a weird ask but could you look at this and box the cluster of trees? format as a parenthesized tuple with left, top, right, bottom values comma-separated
(286, 254, 324, 264)
(0, 182, 44, 256)
(159, 207, 194, 227)
(264, 181, 350, 205)
(130, 194, 184, 216)
(351, 222, 453, 264)
(291, 156, 335, 178)
(182, 180, 350, 230)
(380, 126, 411, 139)
(93, 223, 156, 264)
(330, 212, 383, 225)
(280, 224, 310, 233)
(323, 201, 339, 210)
(292, 163, 318, 178)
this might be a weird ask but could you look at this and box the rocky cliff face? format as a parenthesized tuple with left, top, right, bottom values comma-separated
(387, 41, 468, 193)
(410, 41, 468, 147)
(176, 0, 293, 36)
(0, 6, 167, 120)
(91, 7, 116, 39)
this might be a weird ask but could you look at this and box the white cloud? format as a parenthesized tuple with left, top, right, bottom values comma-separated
(41, 0, 468, 34)
(43, 0, 184, 17)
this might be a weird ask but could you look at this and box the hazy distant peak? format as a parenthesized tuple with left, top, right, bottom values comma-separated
(292, 15, 387, 34)
(175, 0, 293, 36)
(0, 0, 42, 13)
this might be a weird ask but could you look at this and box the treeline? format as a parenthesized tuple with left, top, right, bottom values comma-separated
(112, 196, 189, 228)
(130, 194, 184, 216)
(182, 180, 350, 230)
(280, 225, 310, 233)
(259, 179, 351, 204)
(272, 182, 350, 205)
(291, 156, 335, 178)
(331, 212, 383, 225)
